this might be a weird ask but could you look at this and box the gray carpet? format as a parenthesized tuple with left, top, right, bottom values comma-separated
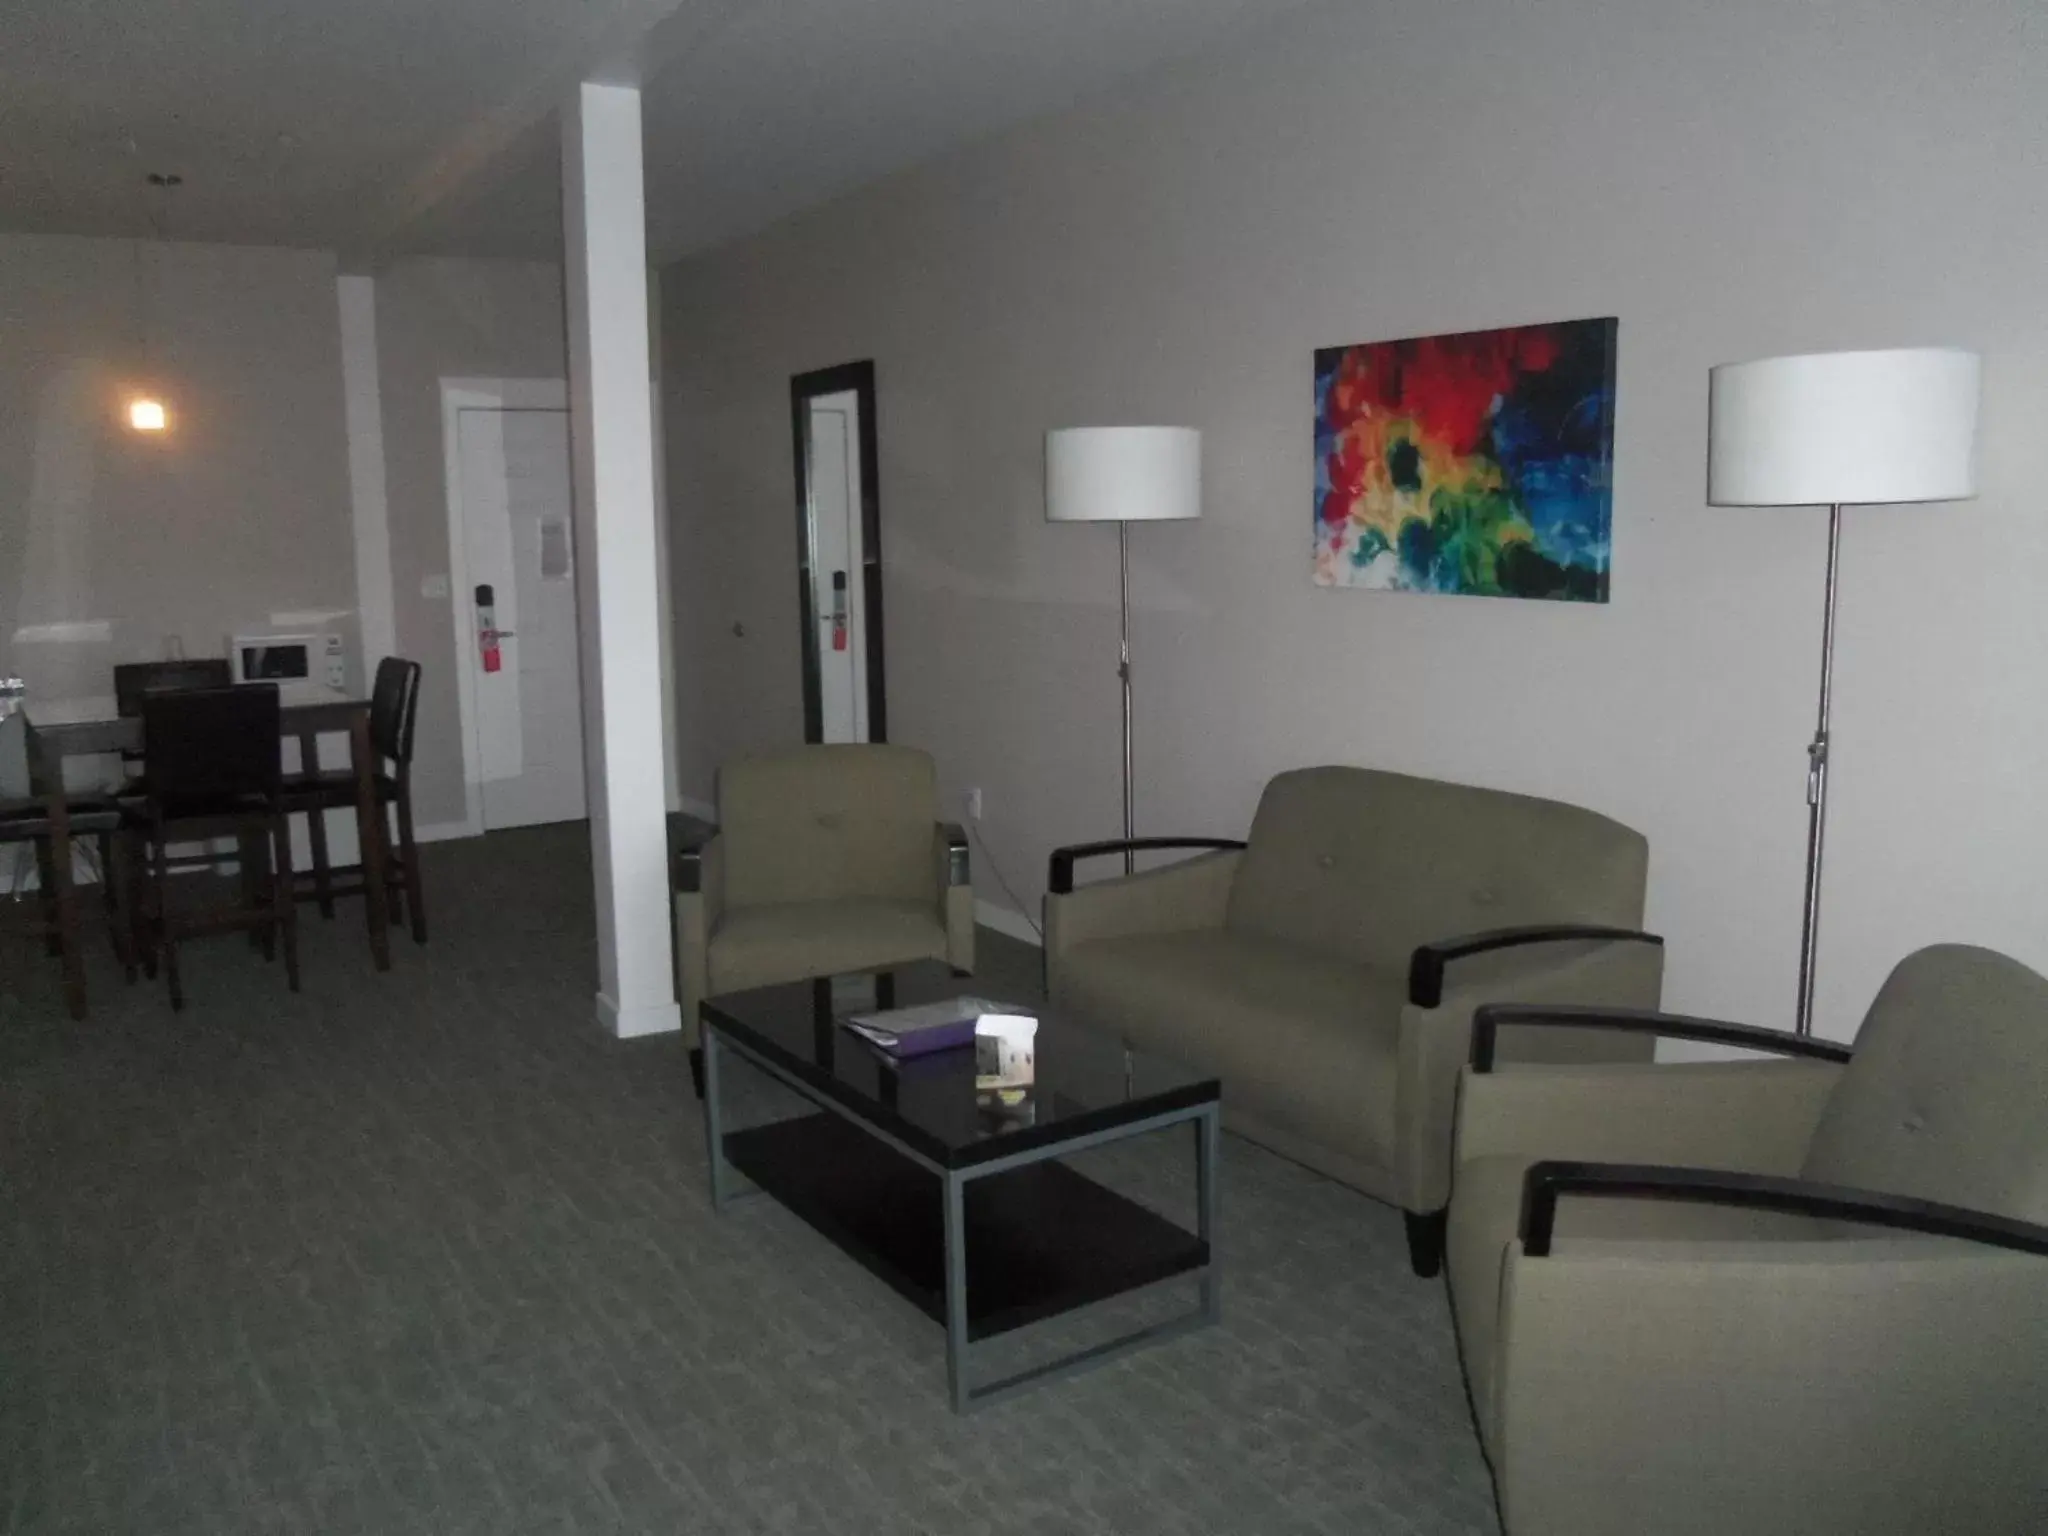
(1, 825, 1499, 1534)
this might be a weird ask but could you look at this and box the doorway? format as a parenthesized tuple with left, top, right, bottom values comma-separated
(448, 390, 588, 831)
(791, 361, 885, 743)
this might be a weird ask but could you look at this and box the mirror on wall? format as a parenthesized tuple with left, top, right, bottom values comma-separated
(790, 360, 885, 743)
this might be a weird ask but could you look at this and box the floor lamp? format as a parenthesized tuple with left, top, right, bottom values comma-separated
(1046, 427, 1202, 873)
(1707, 347, 1981, 1034)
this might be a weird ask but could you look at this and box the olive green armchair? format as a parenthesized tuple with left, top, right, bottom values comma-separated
(1446, 944, 2048, 1534)
(1046, 765, 1665, 1275)
(674, 745, 974, 1088)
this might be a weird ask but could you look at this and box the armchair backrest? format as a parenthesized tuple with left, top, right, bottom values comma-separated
(1802, 944, 2048, 1224)
(717, 744, 939, 910)
(1223, 766, 1648, 971)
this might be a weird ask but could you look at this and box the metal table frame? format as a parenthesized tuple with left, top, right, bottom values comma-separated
(702, 1016, 1221, 1412)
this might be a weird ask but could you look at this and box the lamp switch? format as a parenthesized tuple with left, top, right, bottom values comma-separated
(965, 788, 983, 821)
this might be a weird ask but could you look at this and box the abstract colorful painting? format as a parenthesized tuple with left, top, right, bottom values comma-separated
(1314, 317, 1618, 602)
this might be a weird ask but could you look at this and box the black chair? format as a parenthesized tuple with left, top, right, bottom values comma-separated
(1, 714, 123, 1019)
(126, 685, 298, 1009)
(113, 658, 234, 775)
(110, 658, 238, 885)
(113, 659, 235, 724)
(285, 657, 426, 943)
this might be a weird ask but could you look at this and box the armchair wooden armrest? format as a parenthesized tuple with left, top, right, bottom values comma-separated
(1409, 926, 1663, 1009)
(1472, 1002, 1853, 1072)
(1519, 1160, 2048, 1259)
(935, 821, 970, 887)
(672, 823, 720, 895)
(1047, 836, 1246, 895)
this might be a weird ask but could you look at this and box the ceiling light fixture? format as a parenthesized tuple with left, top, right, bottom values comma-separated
(126, 172, 182, 435)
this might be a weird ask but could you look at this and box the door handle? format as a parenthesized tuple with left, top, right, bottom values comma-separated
(828, 571, 848, 651)
(474, 584, 513, 673)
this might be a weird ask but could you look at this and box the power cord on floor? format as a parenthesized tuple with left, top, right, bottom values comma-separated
(962, 808, 1043, 943)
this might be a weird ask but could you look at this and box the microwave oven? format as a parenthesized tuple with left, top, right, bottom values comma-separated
(230, 632, 320, 685)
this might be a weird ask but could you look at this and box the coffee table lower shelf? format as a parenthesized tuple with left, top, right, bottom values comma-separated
(724, 1111, 1210, 1343)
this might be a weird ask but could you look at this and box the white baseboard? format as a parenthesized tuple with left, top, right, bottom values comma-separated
(414, 809, 716, 848)
(975, 896, 1042, 947)
(598, 991, 682, 1038)
(414, 819, 481, 844)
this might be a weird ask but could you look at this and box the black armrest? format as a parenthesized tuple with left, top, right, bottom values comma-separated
(670, 823, 719, 894)
(1408, 925, 1663, 1009)
(1519, 1160, 2048, 1260)
(1471, 1003, 1854, 1072)
(938, 821, 970, 886)
(1047, 837, 1246, 895)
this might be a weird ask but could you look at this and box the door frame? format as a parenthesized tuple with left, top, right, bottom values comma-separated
(789, 359, 886, 743)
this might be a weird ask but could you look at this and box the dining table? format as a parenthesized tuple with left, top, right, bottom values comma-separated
(18, 679, 393, 973)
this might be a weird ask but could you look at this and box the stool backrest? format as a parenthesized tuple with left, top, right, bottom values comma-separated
(114, 659, 234, 717)
(141, 685, 281, 804)
(0, 712, 29, 802)
(369, 657, 422, 767)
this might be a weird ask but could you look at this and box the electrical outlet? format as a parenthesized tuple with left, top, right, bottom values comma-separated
(965, 787, 983, 821)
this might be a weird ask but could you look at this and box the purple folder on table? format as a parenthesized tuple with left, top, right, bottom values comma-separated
(841, 997, 1011, 1058)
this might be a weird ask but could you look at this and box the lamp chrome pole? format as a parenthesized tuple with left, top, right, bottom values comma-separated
(1793, 502, 1845, 1037)
(1118, 520, 1135, 875)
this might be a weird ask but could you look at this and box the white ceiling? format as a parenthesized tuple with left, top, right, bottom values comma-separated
(2, 0, 1313, 266)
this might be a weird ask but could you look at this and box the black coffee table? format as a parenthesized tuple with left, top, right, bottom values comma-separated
(699, 964, 1221, 1411)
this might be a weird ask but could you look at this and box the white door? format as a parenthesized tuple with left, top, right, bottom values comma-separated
(459, 406, 587, 830)
(807, 390, 867, 742)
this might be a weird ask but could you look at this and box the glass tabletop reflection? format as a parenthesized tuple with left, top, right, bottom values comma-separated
(700, 962, 1218, 1170)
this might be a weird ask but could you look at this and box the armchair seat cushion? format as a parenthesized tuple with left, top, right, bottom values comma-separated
(1449, 1152, 1832, 1454)
(708, 898, 949, 996)
(1055, 929, 1404, 1168)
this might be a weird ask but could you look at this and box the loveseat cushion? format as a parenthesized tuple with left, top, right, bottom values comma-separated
(709, 898, 947, 995)
(1223, 766, 1649, 972)
(1053, 928, 1403, 1168)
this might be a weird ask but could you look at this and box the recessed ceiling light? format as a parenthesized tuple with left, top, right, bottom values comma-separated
(129, 397, 168, 432)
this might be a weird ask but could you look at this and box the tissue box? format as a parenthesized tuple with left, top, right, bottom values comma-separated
(973, 1013, 1037, 1088)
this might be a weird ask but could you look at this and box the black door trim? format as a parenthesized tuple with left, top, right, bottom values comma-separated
(789, 359, 886, 743)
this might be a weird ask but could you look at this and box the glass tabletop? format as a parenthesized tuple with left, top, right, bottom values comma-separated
(700, 962, 1218, 1170)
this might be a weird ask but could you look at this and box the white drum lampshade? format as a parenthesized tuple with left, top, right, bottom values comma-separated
(1708, 347, 1980, 507)
(1045, 427, 1201, 524)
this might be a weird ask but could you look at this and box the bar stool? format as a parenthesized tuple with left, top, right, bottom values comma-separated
(125, 685, 299, 1010)
(285, 657, 426, 944)
(1, 711, 125, 1018)
(110, 658, 237, 884)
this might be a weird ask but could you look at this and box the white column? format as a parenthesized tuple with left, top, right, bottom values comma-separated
(336, 274, 396, 677)
(562, 81, 681, 1039)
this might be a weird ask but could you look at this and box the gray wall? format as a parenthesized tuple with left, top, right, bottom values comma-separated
(374, 257, 568, 828)
(660, 0, 2048, 1036)
(0, 234, 356, 695)
(0, 238, 569, 834)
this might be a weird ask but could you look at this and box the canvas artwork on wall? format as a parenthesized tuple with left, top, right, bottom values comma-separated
(1313, 317, 1619, 602)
